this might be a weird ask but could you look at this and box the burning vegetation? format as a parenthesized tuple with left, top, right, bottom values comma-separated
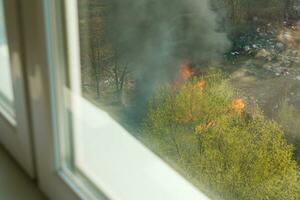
(142, 70, 300, 200)
(78, 0, 300, 199)
(232, 98, 245, 114)
(179, 63, 195, 81)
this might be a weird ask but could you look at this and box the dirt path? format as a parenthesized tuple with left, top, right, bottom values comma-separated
(228, 58, 300, 118)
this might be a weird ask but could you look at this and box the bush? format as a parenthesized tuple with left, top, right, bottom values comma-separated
(276, 99, 300, 162)
(141, 71, 300, 200)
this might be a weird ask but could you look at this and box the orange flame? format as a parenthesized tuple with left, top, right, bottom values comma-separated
(173, 62, 194, 89)
(207, 120, 215, 128)
(195, 120, 215, 133)
(232, 98, 245, 113)
(196, 80, 206, 92)
(179, 63, 194, 81)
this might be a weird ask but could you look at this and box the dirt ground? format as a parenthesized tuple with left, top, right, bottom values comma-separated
(228, 57, 300, 117)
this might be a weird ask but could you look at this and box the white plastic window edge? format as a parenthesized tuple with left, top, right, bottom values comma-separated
(64, 0, 211, 199)
(0, 100, 16, 126)
(0, 0, 16, 126)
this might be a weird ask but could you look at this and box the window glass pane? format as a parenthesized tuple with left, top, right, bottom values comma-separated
(69, 0, 300, 199)
(0, 0, 14, 118)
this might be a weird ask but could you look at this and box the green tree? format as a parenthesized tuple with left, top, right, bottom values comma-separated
(276, 99, 300, 162)
(142, 71, 300, 200)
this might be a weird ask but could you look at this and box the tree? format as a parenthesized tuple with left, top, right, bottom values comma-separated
(79, 0, 133, 104)
(142, 71, 300, 200)
(276, 99, 300, 162)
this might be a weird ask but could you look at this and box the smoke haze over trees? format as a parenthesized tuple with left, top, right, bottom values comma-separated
(78, 1, 300, 199)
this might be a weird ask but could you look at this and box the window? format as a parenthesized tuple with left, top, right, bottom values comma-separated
(44, 0, 208, 199)
(0, 0, 35, 178)
(0, 0, 14, 122)
(42, 0, 300, 199)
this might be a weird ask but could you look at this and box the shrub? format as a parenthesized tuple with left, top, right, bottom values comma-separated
(141, 71, 300, 200)
(276, 99, 300, 162)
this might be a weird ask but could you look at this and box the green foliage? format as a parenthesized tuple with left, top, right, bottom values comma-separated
(276, 99, 300, 140)
(276, 99, 300, 162)
(142, 71, 300, 200)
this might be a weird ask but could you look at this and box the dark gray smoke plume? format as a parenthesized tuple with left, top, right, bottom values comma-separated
(103, 0, 231, 118)
(108, 0, 230, 61)
(90, 0, 231, 119)
(107, 0, 230, 78)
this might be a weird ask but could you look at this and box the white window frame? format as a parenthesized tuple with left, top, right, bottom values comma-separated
(0, 0, 35, 178)
(21, 0, 211, 199)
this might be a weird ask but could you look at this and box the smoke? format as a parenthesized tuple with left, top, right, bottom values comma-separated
(110, 1, 229, 57)
(99, 0, 231, 118)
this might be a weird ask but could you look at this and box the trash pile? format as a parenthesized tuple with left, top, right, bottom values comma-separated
(227, 22, 300, 78)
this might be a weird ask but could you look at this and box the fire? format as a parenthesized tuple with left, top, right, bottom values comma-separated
(196, 80, 206, 92)
(207, 120, 214, 128)
(232, 98, 245, 113)
(179, 63, 194, 81)
(173, 62, 194, 89)
(195, 120, 215, 133)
